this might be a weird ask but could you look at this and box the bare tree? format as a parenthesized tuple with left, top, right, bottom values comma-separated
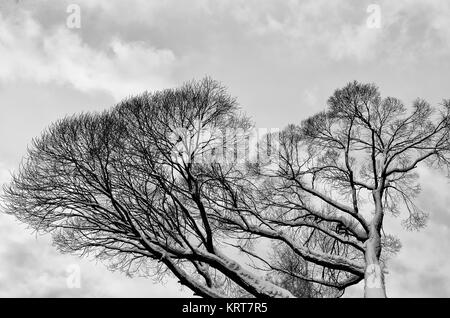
(2, 79, 449, 298)
(1, 78, 296, 298)
(252, 82, 450, 297)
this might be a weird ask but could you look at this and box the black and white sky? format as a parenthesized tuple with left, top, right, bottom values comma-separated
(0, 0, 449, 297)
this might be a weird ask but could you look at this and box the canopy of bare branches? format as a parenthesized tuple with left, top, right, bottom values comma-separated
(2, 79, 449, 298)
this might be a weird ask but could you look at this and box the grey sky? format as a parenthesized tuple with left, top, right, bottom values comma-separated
(0, 0, 449, 297)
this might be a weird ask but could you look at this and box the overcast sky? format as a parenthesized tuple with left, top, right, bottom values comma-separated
(0, 0, 449, 297)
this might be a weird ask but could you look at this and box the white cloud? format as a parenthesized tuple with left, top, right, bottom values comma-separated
(302, 87, 320, 109)
(0, 10, 176, 100)
(0, 211, 191, 297)
(6, 0, 450, 69)
(0, 162, 10, 185)
(329, 25, 381, 62)
(223, 0, 450, 62)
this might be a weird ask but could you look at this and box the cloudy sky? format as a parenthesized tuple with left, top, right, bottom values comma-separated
(0, 0, 449, 297)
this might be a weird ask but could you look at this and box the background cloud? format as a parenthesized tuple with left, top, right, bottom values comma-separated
(0, 10, 176, 100)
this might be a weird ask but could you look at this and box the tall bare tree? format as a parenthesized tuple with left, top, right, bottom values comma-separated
(2, 79, 449, 298)
(254, 82, 450, 297)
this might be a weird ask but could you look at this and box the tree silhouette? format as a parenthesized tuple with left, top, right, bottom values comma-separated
(2, 79, 449, 297)
(2, 78, 293, 298)
(254, 82, 450, 297)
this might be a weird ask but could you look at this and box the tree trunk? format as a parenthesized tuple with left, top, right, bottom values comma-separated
(364, 233, 386, 298)
(364, 189, 387, 298)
